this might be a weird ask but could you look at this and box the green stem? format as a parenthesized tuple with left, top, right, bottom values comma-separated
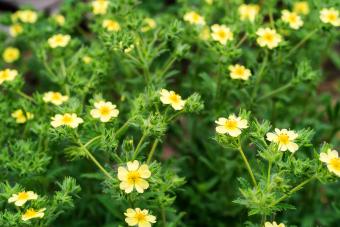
(286, 28, 319, 58)
(115, 119, 132, 137)
(161, 206, 167, 227)
(167, 110, 184, 122)
(237, 138, 258, 187)
(267, 161, 272, 189)
(84, 135, 101, 148)
(251, 51, 268, 99)
(258, 82, 292, 101)
(16, 90, 37, 104)
(235, 34, 247, 48)
(147, 139, 159, 164)
(132, 133, 147, 159)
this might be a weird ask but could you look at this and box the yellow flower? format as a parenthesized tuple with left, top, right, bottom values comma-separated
(215, 114, 248, 137)
(9, 24, 23, 37)
(8, 191, 38, 206)
(22, 208, 46, 221)
(183, 11, 205, 25)
(102, 19, 121, 32)
(53, 14, 65, 26)
(11, 109, 34, 124)
(92, 0, 109, 15)
(266, 128, 299, 153)
(256, 28, 282, 49)
(293, 1, 309, 15)
(43, 91, 69, 106)
(238, 4, 260, 22)
(125, 208, 157, 227)
(12, 10, 38, 24)
(228, 64, 252, 80)
(0, 69, 18, 85)
(281, 10, 303, 29)
(211, 24, 233, 45)
(3, 47, 20, 63)
(320, 8, 340, 27)
(141, 18, 157, 32)
(199, 27, 211, 41)
(205, 0, 213, 5)
(264, 221, 285, 227)
(90, 101, 119, 122)
(118, 160, 151, 193)
(82, 55, 93, 64)
(48, 34, 71, 48)
(319, 149, 340, 177)
(51, 113, 83, 128)
(160, 89, 185, 110)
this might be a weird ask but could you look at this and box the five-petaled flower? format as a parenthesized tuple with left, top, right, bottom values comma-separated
(11, 109, 34, 124)
(124, 208, 156, 227)
(118, 160, 151, 193)
(8, 191, 38, 206)
(293, 1, 309, 15)
(256, 28, 282, 49)
(320, 8, 340, 27)
(160, 89, 186, 110)
(238, 4, 260, 22)
(319, 149, 340, 177)
(48, 34, 71, 48)
(3, 47, 20, 63)
(0, 69, 18, 85)
(43, 91, 69, 106)
(211, 24, 234, 45)
(9, 24, 23, 37)
(22, 208, 46, 221)
(266, 128, 299, 153)
(90, 101, 119, 122)
(264, 221, 285, 227)
(228, 64, 252, 80)
(12, 10, 38, 24)
(92, 0, 109, 15)
(281, 10, 303, 30)
(51, 113, 83, 128)
(53, 14, 65, 26)
(215, 114, 248, 137)
(102, 19, 121, 32)
(183, 11, 205, 25)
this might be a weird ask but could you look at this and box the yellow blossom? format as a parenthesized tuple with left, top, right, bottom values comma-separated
(53, 14, 65, 26)
(238, 4, 260, 22)
(183, 11, 205, 25)
(11, 109, 34, 124)
(281, 10, 303, 29)
(160, 89, 185, 110)
(118, 160, 151, 193)
(228, 64, 252, 80)
(205, 0, 213, 5)
(90, 101, 119, 122)
(8, 191, 38, 206)
(141, 18, 157, 32)
(256, 28, 282, 49)
(264, 221, 285, 227)
(319, 149, 340, 177)
(82, 56, 92, 64)
(266, 128, 299, 153)
(9, 24, 23, 37)
(211, 24, 233, 45)
(12, 10, 38, 24)
(43, 91, 69, 106)
(125, 208, 157, 227)
(51, 113, 83, 128)
(199, 27, 211, 41)
(22, 208, 46, 221)
(293, 1, 309, 15)
(320, 8, 340, 27)
(92, 0, 109, 15)
(48, 34, 71, 48)
(215, 114, 248, 137)
(102, 19, 121, 32)
(0, 69, 18, 85)
(3, 47, 20, 63)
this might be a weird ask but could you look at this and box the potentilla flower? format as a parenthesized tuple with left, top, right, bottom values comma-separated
(53, 14, 65, 26)
(22, 208, 46, 221)
(48, 34, 71, 48)
(8, 191, 38, 206)
(11, 109, 34, 124)
(92, 0, 109, 15)
(256, 28, 282, 49)
(12, 10, 38, 24)
(0, 69, 18, 85)
(205, 0, 213, 4)
(211, 24, 233, 45)
(215, 114, 248, 137)
(118, 160, 151, 193)
(9, 24, 23, 37)
(51, 113, 83, 128)
(238, 4, 260, 22)
(228, 64, 252, 80)
(43, 91, 69, 106)
(266, 128, 299, 153)
(2, 47, 20, 63)
(319, 149, 340, 177)
(141, 18, 157, 32)
(293, 1, 309, 15)
(199, 27, 211, 40)
(124, 208, 157, 227)
(281, 10, 303, 29)
(102, 19, 121, 32)
(183, 11, 205, 25)
(264, 221, 285, 227)
(90, 101, 119, 122)
(320, 8, 340, 27)
(160, 89, 186, 110)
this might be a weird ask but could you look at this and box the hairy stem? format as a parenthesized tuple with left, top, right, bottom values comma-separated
(133, 133, 147, 159)
(237, 138, 258, 187)
(252, 51, 268, 99)
(258, 82, 292, 101)
(147, 139, 159, 164)
(286, 28, 319, 58)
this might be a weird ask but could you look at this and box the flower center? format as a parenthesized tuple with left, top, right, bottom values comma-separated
(55, 36, 64, 44)
(329, 158, 340, 171)
(277, 134, 290, 145)
(235, 67, 245, 76)
(99, 106, 111, 116)
(18, 192, 29, 200)
(127, 171, 140, 183)
(135, 212, 147, 222)
(288, 15, 297, 23)
(61, 115, 73, 124)
(51, 93, 62, 101)
(224, 120, 237, 130)
(25, 209, 37, 218)
(327, 13, 337, 22)
(169, 94, 180, 104)
(217, 30, 227, 39)
(263, 33, 274, 42)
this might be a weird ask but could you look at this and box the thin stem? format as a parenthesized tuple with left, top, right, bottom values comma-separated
(84, 135, 101, 148)
(251, 51, 268, 99)
(16, 90, 37, 104)
(147, 139, 159, 164)
(237, 138, 258, 187)
(267, 161, 272, 189)
(167, 110, 184, 122)
(235, 34, 247, 48)
(115, 119, 132, 137)
(258, 82, 292, 101)
(132, 133, 147, 159)
(286, 28, 319, 58)
(161, 206, 167, 227)
(269, 10, 275, 28)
